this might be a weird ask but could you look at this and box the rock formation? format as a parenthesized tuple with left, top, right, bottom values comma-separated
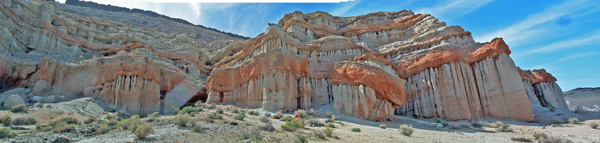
(0, 0, 568, 121)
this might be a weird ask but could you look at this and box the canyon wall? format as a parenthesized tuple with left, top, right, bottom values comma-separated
(0, 0, 568, 121)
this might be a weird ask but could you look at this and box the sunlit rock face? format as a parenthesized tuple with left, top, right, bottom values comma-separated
(0, 0, 566, 121)
(0, 0, 243, 116)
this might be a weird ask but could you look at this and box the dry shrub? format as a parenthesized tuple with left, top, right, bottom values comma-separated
(533, 132, 548, 140)
(323, 127, 333, 137)
(399, 124, 414, 136)
(379, 124, 387, 129)
(173, 114, 190, 127)
(134, 123, 154, 139)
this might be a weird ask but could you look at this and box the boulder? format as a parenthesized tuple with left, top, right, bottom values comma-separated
(53, 98, 104, 116)
(3, 94, 25, 108)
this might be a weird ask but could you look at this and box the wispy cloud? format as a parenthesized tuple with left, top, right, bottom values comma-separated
(475, 0, 599, 44)
(515, 30, 600, 57)
(417, 0, 493, 19)
(531, 52, 596, 69)
(331, 0, 359, 16)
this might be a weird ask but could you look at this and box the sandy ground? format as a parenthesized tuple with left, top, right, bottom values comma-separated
(0, 103, 598, 143)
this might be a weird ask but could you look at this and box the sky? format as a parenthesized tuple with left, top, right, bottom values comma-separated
(55, 0, 600, 91)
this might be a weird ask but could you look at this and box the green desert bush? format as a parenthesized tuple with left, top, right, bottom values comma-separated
(52, 124, 75, 133)
(0, 128, 15, 138)
(259, 117, 269, 123)
(234, 113, 246, 120)
(308, 119, 324, 127)
(10, 104, 27, 113)
(295, 135, 308, 143)
(0, 116, 12, 126)
(568, 118, 579, 124)
(118, 115, 144, 131)
(248, 110, 259, 116)
(433, 118, 443, 123)
(323, 127, 333, 137)
(351, 128, 361, 132)
(232, 109, 239, 114)
(216, 109, 224, 114)
(84, 117, 96, 124)
(179, 106, 201, 115)
(400, 124, 414, 136)
(12, 117, 37, 125)
(206, 112, 223, 120)
(264, 112, 271, 118)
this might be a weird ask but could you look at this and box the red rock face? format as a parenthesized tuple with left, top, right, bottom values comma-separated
(0, 1, 566, 121)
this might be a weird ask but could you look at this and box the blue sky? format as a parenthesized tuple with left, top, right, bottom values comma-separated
(58, 0, 600, 91)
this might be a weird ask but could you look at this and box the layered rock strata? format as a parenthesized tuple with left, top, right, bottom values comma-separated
(0, 0, 242, 116)
(520, 69, 568, 110)
(0, 0, 568, 121)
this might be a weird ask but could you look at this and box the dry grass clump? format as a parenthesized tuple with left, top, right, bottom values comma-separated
(568, 118, 578, 124)
(510, 137, 532, 142)
(0, 128, 15, 138)
(312, 129, 326, 140)
(272, 111, 283, 119)
(490, 121, 511, 132)
(259, 123, 275, 132)
(189, 122, 205, 133)
(206, 112, 223, 120)
(532, 132, 548, 140)
(590, 122, 598, 129)
(0, 116, 11, 126)
(259, 117, 269, 123)
(399, 124, 414, 136)
(10, 104, 27, 113)
(12, 117, 37, 125)
(134, 123, 154, 139)
(173, 114, 191, 127)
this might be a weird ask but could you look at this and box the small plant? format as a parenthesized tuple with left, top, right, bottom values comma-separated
(234, 113, 246, 121)
(134, 123, 154, 139)
(106, 114, 115, 120)
(351, 128, 361, 132)
(217, 109, 223, 114)
(272, 111, 282, 119)
(179, 106, 200, 115)
(331, 115, 338, 121)
(36, 103, 44, 108)
(206, 105, 215, 109)
(379, 124, 387, 129)
(10, 104, 27, 113)
(399, 124, 414, 136)
(281, 124, 294, 131)
(325, 112, 332, 118)
(294, 110, 306, 118)
(264, 112, 271, 118)
(574, 106, 585, 114)
(206, 112, 223, 120)
(323, 127, 333, 137)
(308, 119, 324, 127)
(590, 122, 598, 129)
(190, 122, 204, 133)
(433, 118, 443, 123)
(249, 110, 259, 116)
(532, 132, 547, 140)
(291, 119, 304, 128)
(568, 118, 578, 124)
(52, 124, 75, 133)
(232, 109, 239, 114)
(0, 128, 15, 138)
(260, 123, 275, 132)
(326, 123, 335, 128)
(62, 117, 78, 124)
(281, 115, 293, 121)
(84, 117, 96, 124)
(173, 114, 190, 127)
(312, 129, 326, 140)
(118, 115, 143, 131)
(99, 124, 110, 134)
(295, 135, 308, 143)
(511, 137, 532, 142)
(471, 122, 482, 128)
(12, 117, 37, 125)
(260, 117, 269, 123)
(538, 136, 573, 143)
(490, 121, 511, 132)
(149, 112, 160, 118)
(0, 116, 11, 126)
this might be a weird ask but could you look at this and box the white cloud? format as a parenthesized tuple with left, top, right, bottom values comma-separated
(515, 30, 600, 57)
(531, 52, 596, 69)
(475, 0, 598, 44)
(141, 0, 355, 3)
(417, 0, 493, 19)
(331, 0, 358, 16)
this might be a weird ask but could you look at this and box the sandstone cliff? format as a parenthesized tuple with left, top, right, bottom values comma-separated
(0, 0, 568, 121)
